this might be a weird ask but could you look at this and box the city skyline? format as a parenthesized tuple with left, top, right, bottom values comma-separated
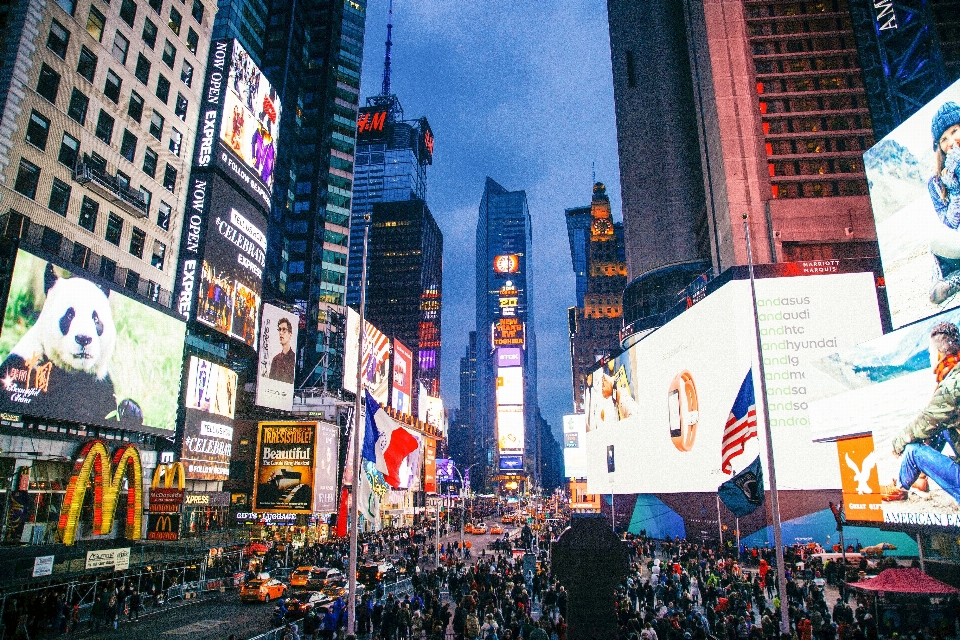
(358, 0, 623, 435)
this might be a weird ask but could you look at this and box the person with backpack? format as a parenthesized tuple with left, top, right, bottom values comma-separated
(480, 613, 499, 640)
(464, 610, 481, 640)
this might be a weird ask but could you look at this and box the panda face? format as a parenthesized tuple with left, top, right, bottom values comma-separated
(41, 276, 116, 378)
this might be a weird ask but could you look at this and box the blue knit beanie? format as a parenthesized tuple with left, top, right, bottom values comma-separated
(933, 102, 960, 150)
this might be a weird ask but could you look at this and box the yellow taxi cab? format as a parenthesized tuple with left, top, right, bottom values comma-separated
(464, 523, 475, 534)
(490, 524, 504, 535)
(501, 514, 515, 524)
(289, 566, 320, 588)
(239, 578, 287, 603)
(472, 522, 488, 535)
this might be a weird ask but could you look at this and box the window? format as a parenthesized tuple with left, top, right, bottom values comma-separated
(142, 147, 158, 177)
(105, 212, 123, 245)
(47, 20, 70, 58)
(86, 6, 106, 41)
(112, 31, 129, 64)
(129, 227, 146, 258)
(25, 110, 50, 150)
(67, 88, 89, 124)
(162, 163, 176, 191)
(77, 46, 97, 82)
(139, 186, 151, 211)
(119, 0, 136, 26)
(161, 40, 175, 67)
(174, 92, 187, 120)
(14, 159, 40, 199)
(151, 239, 166, 269)
(141, 18, 157, 48)
(58, 131, 80, 167)
(116, 170, 131, 191)
(168, 127, 182, 155)
(148, 0, 161, 14)
(79, 197, 99, 231)
(72, 242, 90, 268)
(41, 227, 63, 254)
(186, 27, 198, 54)
(180, 60, 193, 87)
(127, 90, 144, 122)
(56, 0, 75, 15)
(149, 110, 163, 139)
(168, 7, 181, 34)
(155, 74, 170, 102)
(125, 271, 139, 291)
(95, 110, 115, 144)
(157, 200, 171, 230)
(48, 178, 71, 216)
(120, 129, 137, 161)
(191, 0, 203, 22)
(99, 257, 116, 282)
(135, 53, 150, 84)
(626, 51, 637, 88)
(88, 152, 106, 172)
(104, 69, 122, 102)
(36, 64, 61, 102)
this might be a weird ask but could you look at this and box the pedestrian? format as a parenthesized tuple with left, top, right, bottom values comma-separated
(129, 589, 141, 621)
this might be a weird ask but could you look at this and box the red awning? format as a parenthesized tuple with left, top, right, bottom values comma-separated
(848, 568, 960, 595)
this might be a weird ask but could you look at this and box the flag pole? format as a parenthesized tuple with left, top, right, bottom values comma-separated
(743, 214, 790, 635)
(347, 214, 371, 636)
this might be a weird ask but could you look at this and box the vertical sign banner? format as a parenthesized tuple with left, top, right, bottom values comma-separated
(391, 339, 413, 416)
(313, 422, 339, 513)
(424, 438, 437, 494)
(256, 303, 299, 410)
(252, 422, 317, 513)
(343, 308, 390, 404)
(181, 357, 236, 480)
(562, 414, 588, 479)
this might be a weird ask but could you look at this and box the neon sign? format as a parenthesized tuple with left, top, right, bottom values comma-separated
(357, 108, 388, 138)
(58, 440, 144, 546)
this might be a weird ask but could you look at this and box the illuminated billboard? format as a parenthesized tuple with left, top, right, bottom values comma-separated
(391, 339, 412, 415)
(493, 317, 525, 347)
(496, 367, 524, 406)
(809, 307, 960, 527)
(356, 106, 389, 141)
(497, 405, 525, 454)
(494, 254, 520, 274)
(181, 356, 236, 480)
(255, 303, 299, 411)
(583, 273, 883, 494)
(342, 307, 390, 404)
(252, 421, 338, 513)
(497, 348, 523, 368)
(563, 414, 588, 479)
(865, 77, 960, 329)
(418, 391, 445, 434)
(500, 455, 523, 472)
(174, 174, 267, 349)
(194, 39, 281, 210)
(0, 249, 186, 430)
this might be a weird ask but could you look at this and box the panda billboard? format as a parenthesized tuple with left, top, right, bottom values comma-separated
(0, 248, 186, 431)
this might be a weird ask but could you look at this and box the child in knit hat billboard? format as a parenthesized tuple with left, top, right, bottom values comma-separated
(866, 79, 960, 328)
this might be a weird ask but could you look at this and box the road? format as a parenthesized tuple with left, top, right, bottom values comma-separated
(66, 516, 521, 640)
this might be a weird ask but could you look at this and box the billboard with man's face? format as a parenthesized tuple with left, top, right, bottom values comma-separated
(0, 249, 185, 431)
(256, 303, 299, 410)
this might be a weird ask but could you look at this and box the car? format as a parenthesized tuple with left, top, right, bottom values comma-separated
(490, 524, 504, 535)
(464, 522, 475, 534)
(239, 578, 287, 603)
(322, 579, 366, 600)
(281, 590, 331, 618)
(357, 562, 396, 587)
(472, 522, 488, 534)
(305, 567, 343, 589)
(501, 514, 515, 524)
(289, 566, 321, 588)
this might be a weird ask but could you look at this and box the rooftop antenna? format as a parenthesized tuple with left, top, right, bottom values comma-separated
(592, 161, 596, 185)
(381, 0, 394, 97)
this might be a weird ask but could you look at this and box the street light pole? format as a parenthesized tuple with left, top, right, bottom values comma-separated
(453, 463, 478, 557)
(346, 215, 370, 637)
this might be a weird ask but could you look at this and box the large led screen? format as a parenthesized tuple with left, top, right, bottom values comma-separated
(563, 414, 587, 479)
(181, 356, 236, 480)
(255, 303, 299, 410)
(0, 249, 185, 430)
(865, 77, 960, 329)
(496, 367, 524, 406)
(497, 405, 525, 454)
(391, 339, 412, 416)
(418, 391, 445, 434)
(584, 273, 882, 494)
(252, 422, 332, 513)
(808, 307, 960, 527)
(342, 307, 390, 404)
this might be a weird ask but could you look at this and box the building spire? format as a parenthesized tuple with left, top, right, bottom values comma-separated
(381, 0, 394, 97)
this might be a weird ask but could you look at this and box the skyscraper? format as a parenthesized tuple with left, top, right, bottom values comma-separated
(567, 183, 627, 413)
(475, 177, 539, 485)
(364, 198, 443, 406)
(565, 205, 591, 309)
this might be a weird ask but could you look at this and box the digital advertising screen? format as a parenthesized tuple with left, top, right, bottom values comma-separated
(424, 438, 437, 494)
(252, 422, 318, 513)
(496, 367, 524, 406)
(313, 421, 339, 513)
(497, 347, 523, 368)
(391, 339, 412, 416)
(255, 303, 299, 411)
(342, 308, 390, 404)
(418, 392, 445, 434)
(181, 356, 237, 480)
(808, 307, 960, 527)
(563, 414, 588, 479)
(497, 405, 525, 455)
(499, 455, 523, 472)
(436, 458, 455, 482)
(865, 77, 960, 329)
(194, 39, 280, 211)
(0, 248, 185, 431)
(583, 272, 883, 495)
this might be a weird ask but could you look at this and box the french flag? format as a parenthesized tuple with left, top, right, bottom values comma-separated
(362, 391, 419, 488)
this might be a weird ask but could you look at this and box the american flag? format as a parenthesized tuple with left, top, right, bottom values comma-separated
(721, 370, 758, 474)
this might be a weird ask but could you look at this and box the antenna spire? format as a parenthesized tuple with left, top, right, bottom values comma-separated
(381, 0, 394, 97)
(592, 161, 596, 185)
